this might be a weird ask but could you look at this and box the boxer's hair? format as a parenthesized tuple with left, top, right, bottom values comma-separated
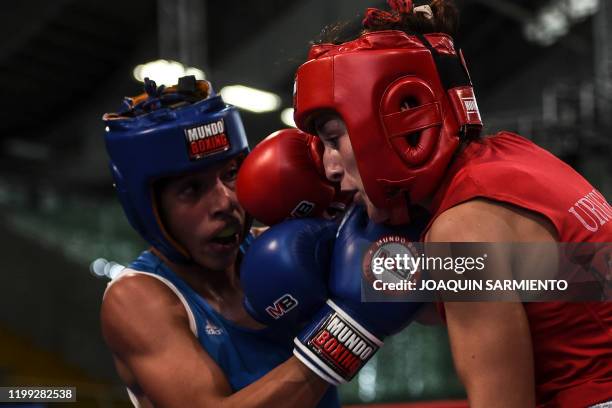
(315, 0, 459, 45)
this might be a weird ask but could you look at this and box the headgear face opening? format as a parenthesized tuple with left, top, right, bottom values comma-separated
(103, 78, 249, 262)
(293, 31, 482, 224)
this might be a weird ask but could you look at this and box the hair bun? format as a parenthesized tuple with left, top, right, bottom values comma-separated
(429, 0, 459, 34)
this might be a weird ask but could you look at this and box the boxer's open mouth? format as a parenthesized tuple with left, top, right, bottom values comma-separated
(211, 225, 240, 245)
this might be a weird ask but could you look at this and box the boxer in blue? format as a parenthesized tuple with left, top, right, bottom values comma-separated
(100, 76, 340, 407)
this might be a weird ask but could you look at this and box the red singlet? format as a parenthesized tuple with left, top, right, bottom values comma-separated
(427, 131, 612, 407)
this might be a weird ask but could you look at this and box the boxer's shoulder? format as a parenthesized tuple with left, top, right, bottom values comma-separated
(427, 198, 513, 242)
(427, 198, 556, 242)
(101, 270, 191, 355)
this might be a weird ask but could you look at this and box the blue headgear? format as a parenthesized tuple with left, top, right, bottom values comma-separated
(103, 76, 249, 263)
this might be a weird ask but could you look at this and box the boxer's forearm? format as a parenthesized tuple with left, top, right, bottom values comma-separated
(221, 357, 329, 408)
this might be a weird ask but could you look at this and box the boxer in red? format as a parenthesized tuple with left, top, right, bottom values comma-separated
(292, 1, 612, 407)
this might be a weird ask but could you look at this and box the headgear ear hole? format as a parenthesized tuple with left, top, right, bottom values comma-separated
(400, 97, 419, 111)
(381, 77, 440, 167)
(407, 133, 420, 147)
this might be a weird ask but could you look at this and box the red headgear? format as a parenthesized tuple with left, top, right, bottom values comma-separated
(293, 30, 482, 224)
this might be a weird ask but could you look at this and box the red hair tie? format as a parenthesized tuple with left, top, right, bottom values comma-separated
(363, 0, 414, 29)
(389, 0, 414, 14)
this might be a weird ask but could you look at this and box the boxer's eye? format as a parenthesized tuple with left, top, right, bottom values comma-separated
(221, 161, 240, 183)
(179, 182, 201, 197)
(324, 137, 339, 150)
(223, 166, 238, 182)
(175, 177, 209, 199)
(315, 115, 346, 146)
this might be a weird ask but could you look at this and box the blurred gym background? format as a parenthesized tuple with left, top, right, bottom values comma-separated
(0, 0, 609, 407)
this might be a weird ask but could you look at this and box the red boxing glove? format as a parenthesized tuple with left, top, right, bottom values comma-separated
(237, 129, 338, 225)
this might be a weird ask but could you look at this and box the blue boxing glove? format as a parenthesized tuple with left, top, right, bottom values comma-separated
(240, 218, 337, 328)
(293, 205, 426, 385)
